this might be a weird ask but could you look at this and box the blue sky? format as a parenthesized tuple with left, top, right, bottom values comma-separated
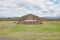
(0, 0, 60, 17)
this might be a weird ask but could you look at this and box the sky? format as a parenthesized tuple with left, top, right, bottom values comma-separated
(0, 0, 60, 17)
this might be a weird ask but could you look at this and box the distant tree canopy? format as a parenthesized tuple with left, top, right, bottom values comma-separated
(0, 17, 60, 21)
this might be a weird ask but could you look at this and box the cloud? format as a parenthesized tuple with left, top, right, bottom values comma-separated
(0, 0, 60, 17)
(50, 0, 59, 4)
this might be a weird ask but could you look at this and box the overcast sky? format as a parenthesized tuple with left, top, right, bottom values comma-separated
(0, 0, 60, 17)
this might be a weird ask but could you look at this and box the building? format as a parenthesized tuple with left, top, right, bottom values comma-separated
(17, 14, 43, 24)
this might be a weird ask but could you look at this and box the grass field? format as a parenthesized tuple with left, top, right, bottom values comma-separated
(0, 21, 60, 40)
(0, 21, 14, 25)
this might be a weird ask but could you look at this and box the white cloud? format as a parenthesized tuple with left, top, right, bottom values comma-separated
(0, 0, 60, 17)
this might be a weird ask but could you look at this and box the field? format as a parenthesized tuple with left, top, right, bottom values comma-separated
(0, 21, 60, 40)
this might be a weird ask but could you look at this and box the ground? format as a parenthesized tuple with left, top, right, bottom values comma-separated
(0, 21, 60, 40)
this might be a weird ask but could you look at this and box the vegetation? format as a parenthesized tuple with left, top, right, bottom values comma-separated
(0, 21, 13, 24)
(0, 21, 60, 40)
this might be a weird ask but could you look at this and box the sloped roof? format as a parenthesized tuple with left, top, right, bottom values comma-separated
(19, 14, 42, 21)
(21, 14, 40, 18)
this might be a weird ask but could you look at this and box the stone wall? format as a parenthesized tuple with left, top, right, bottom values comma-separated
(17, 14, 42, 24)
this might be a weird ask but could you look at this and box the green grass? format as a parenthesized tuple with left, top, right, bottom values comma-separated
(0, 21, 60, 40)
(7, 21, 60, 32)
(0, 21, 14, 25)
(8, 24, 60, 32)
